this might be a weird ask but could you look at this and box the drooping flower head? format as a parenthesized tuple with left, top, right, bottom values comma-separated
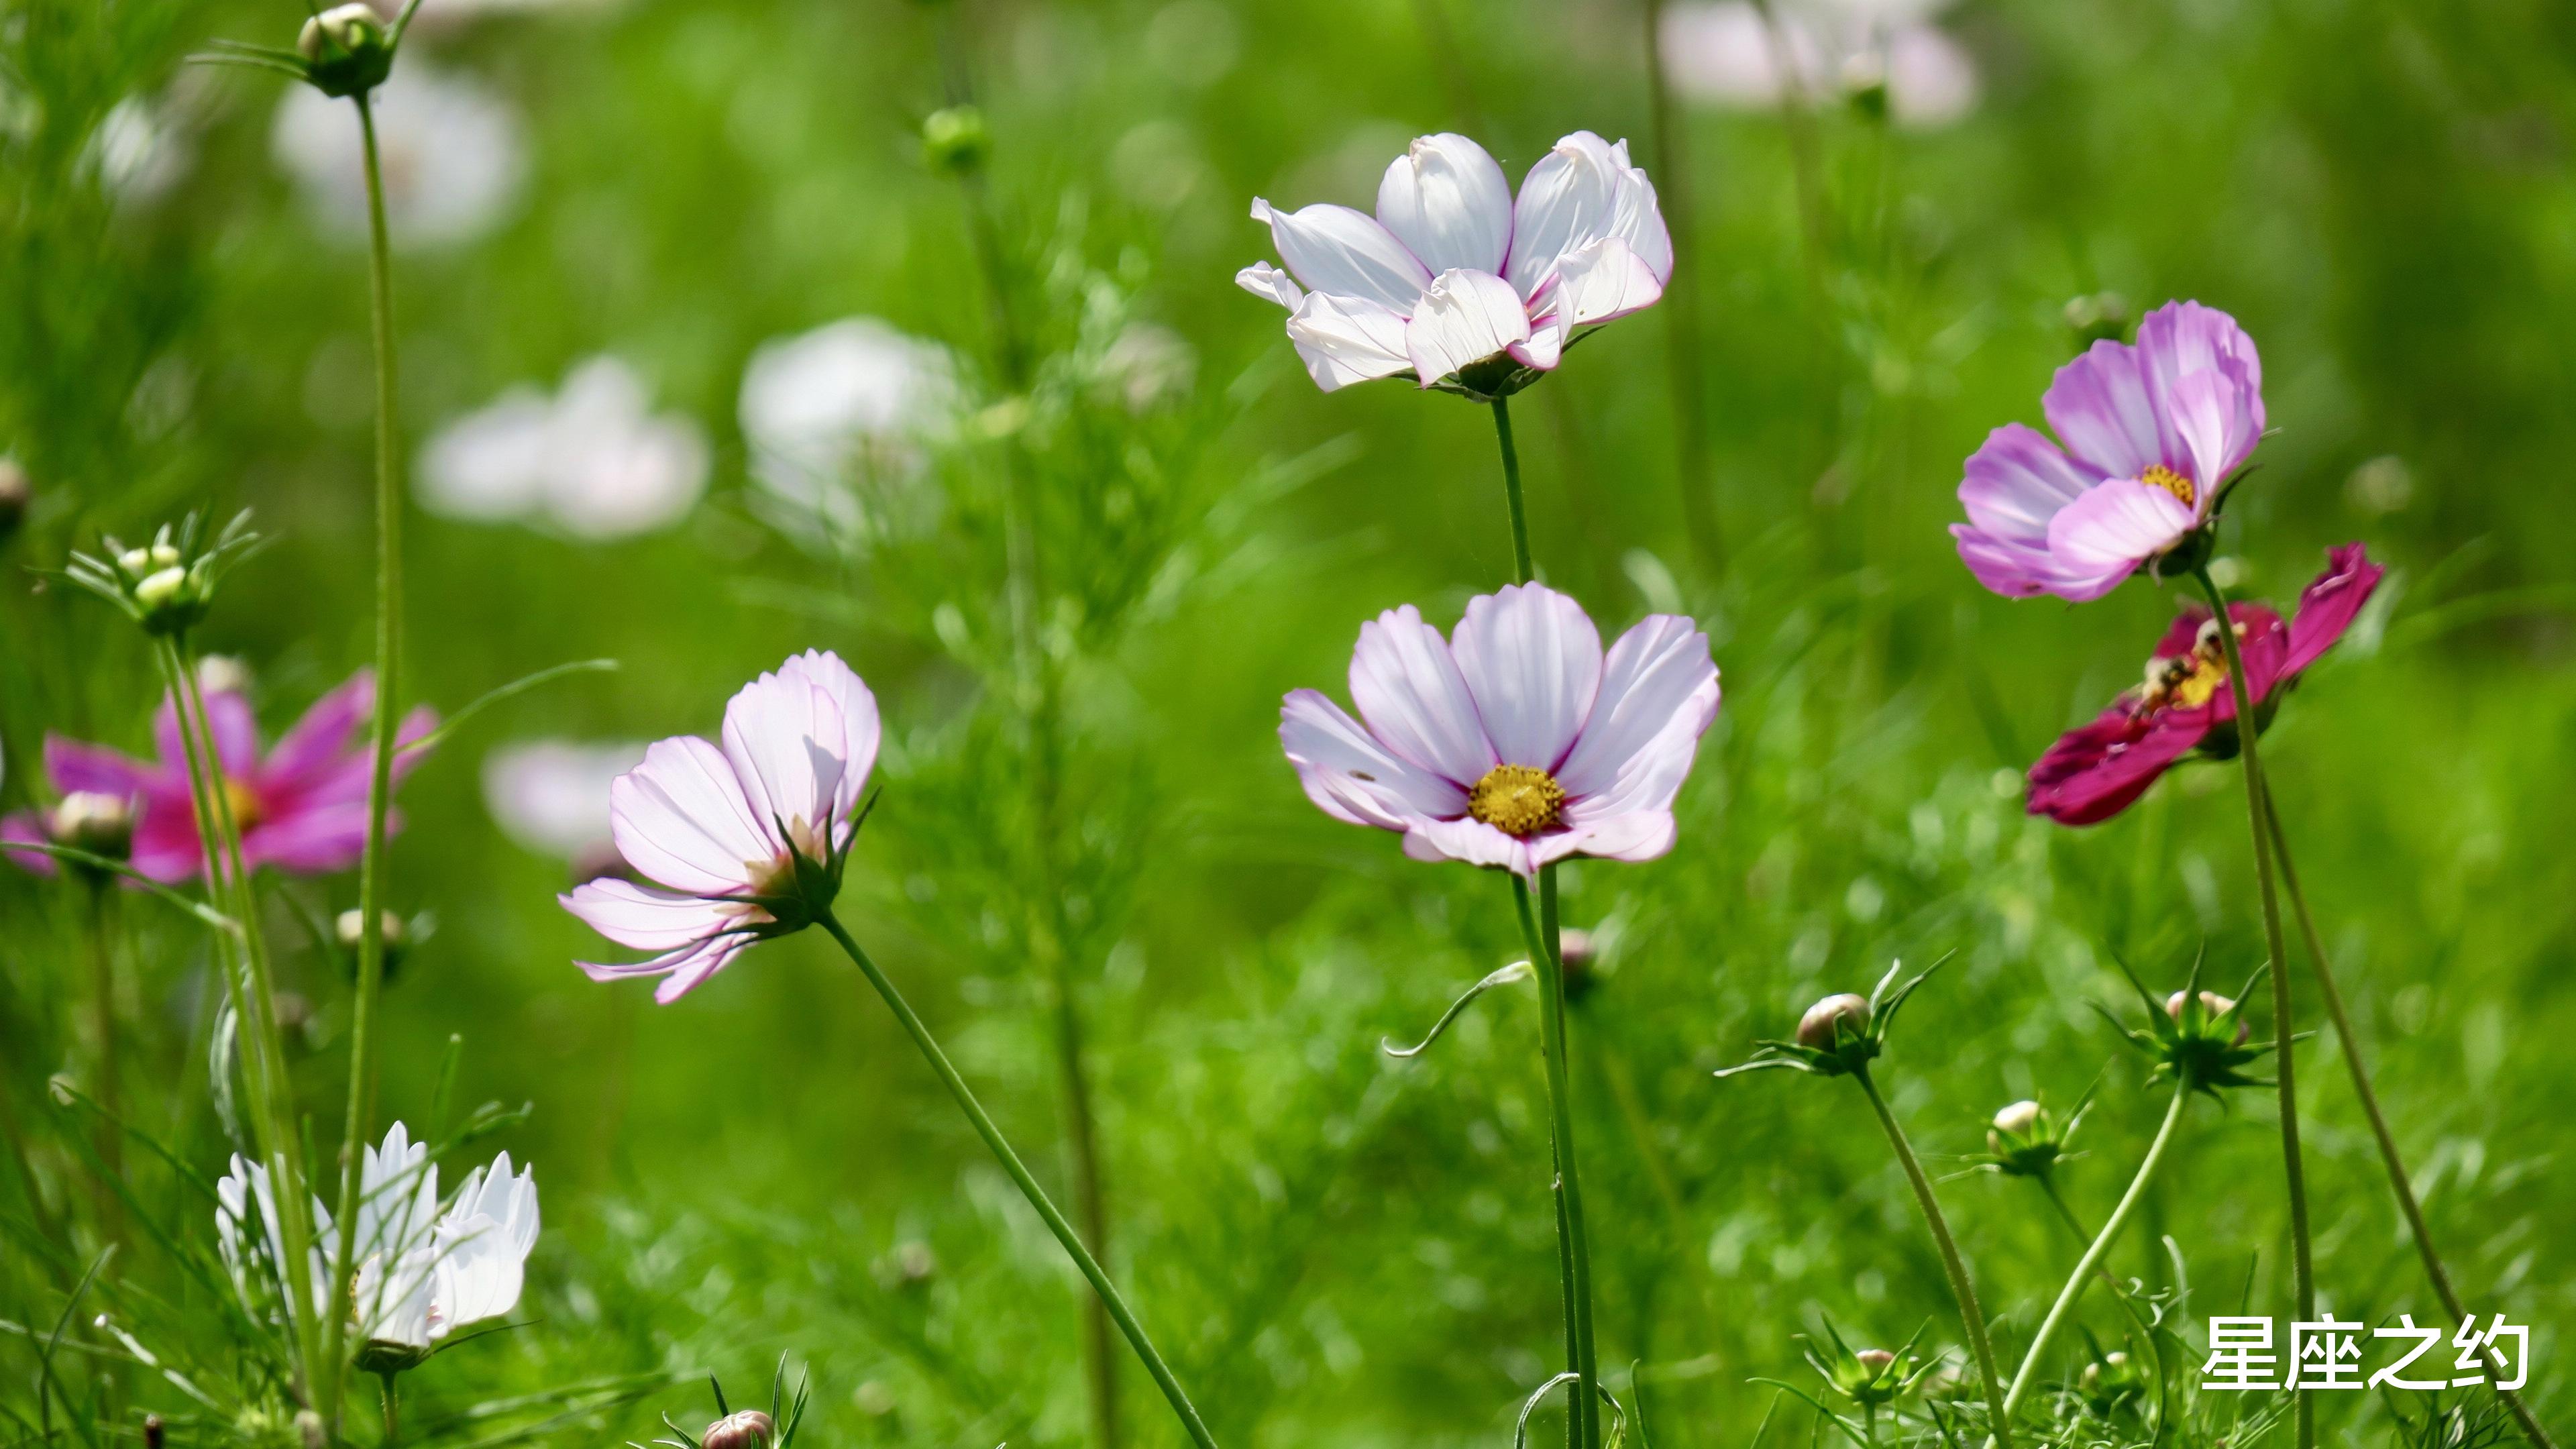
(1953, 301, 2266, 602)
(215, 1124, 537, 1366)
(560, 650, 879, 1002)
(2, 672, 434, 883)
(1281, 584, 1719, 876)
(1238, 131, 1671, 398)
(2027, 545, 2383, 825)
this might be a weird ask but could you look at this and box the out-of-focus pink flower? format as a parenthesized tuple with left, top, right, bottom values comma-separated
(1281, 584, 1719, 875)
(1953, 301, 2267, 602)
(559, 651, 879, 1003)
(1659, 0, 1979, 129)
(2027, 545, 2382, 826)
(3, 673, 435, 883)
(1238, 131, 1671, 396)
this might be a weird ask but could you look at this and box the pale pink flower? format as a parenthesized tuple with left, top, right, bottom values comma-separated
(1281, 584, 1719, 875)
(1238, 131, 1671, 396)
(559, 651, 879, 1003)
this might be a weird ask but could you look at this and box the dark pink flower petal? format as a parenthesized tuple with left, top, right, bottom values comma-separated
(154, 689, 260, 778)
(261, 672, 378, 786)
(44, 737, 158, 799)
(2027, 708, 2207, 826)
(1, 812, 56, 877)
(2280, 543, 2383, 678)
(243, 800, 380, 875)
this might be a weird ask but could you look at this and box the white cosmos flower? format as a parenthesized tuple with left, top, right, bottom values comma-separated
(1658, 0, 1979, 129)
(89, 97, 189, 204)
(419, 358, 708, 539)
(739, 318, 956, 534)
(215, 1124, 539, 1352)
(271, 62, 525, 249)
(1238, 129, 1672, 396)
(482, 739, 648, 859)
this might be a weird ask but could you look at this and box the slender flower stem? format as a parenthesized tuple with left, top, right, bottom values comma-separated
(2000, 1085, 2190, 1420)
(1639, 0, 1723, 570)
(84, 885, 122, 1205)
(1853, 1069, 2014, 1449)
(2190, 566, 2314, 1449)
(1515, 871, 1601, 1449)
(815, 912, 1218, 1449)
(2259, 786, 2559, 1449)
(2031, 1177, 2157, 1345)
(329, 89, 411, 1434)
(1493, 397, 1534, 586)
(378, 1373, 400, 1446)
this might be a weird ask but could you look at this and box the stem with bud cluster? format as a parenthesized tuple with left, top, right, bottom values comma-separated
(814, 911, 1220, 1449)
(2190, 566, 2314, 1449)
(1998, 1083, 2190, 1424)
(1852, 1068, 2015, 1449)
(2259, 786, 2559, 1449)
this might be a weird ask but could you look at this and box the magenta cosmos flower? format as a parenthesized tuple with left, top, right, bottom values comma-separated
(1953, 301, 2267, 602)
(2027, 545, 2382, 826)
(1281, 584, 1719, 875)
(559, 650, 879, 1003)
(1, 673, 433, 882)
(1238, 131, 1671, 397)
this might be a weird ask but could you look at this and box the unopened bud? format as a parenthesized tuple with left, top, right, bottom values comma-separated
(922, 105, 990, 176)
(51, 792, 135, 861)
(143, 1415, 165, 1449)
(133, 566, 188, 608)
(2166, 989, 2248, 1043)
(1854, 1348, 1895, 1375)
(1796, 993, 1871, 1049)
(117, 547, 154, 576)
(1991, 1099, 2042, 1138)
(297, 3, 394, 97)
(701, 1409, 774, 1449)
(0, 457, 28, 543)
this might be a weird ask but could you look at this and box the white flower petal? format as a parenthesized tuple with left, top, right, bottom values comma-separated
(1505, 132, 1623, 298)
(1282, 291, 1415, 392)
(608, 737, 774, 896)
(1449, 584, 1603, 771)
(559, 877, 736, 951)
(1375, 132, 1513, 276)
(1234, 261, 1305, 311)
(1541, 237, 1666, 330)
(1557, 614, 1720, 800)
(1348, 604, 1498, 785)
(1248, 198, 1432, 311)
(1279, 688, 1470, 830)
(720, 661, 852, 848)
(1405, 268, 1532, 387)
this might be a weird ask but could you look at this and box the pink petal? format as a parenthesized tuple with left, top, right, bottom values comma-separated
(1247, 199, 1432, 312)
(43, 737, 159, 800)
(1, 813, 56, 877)
(156, 688, 260, 780)
(1402, 815, 1535, 875)
(2026, 708, 2206, 826)
(263, 673, 376, 785)
(242, 800, 378, 874)
(1405, 268, 1531, 387)
(1556, 613, 1719, 800)
(560, 877, 737, 951)
(1540, 807, 1676, 867)
(1348, 604, 1497, 786)
(777, 650, 880, 823)
(1279, 689, 1468, 830)
(576, 932, 751, 1004)
(1449, 584, 1602, 771)
(2041, 480, 2196, 601)
(1952, 523, 2068, 599)
(2166, 368, 2256, 512)
(1375, 133, 1513, 277)
(2040, 337, 2165, 482)
(2135, 300, 2265, 468)
(608, 737, 772, 896)
(720, 653, 862, 845)
(1958, 423, 2098, 545)
(2280, 544, 2383, 678)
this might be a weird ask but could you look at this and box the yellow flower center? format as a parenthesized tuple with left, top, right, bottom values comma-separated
(221, 779, 264, 833)
(1467, 764, 1566, 838)
(2140, 464, 2196, 508)
(2137, 619, 2241, 713)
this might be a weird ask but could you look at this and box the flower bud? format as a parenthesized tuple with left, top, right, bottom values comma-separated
(1557, 926, 1598, 1003)
(2167, 989, 2249, 1044)
(1796, 993, 1871, 1049)
(1991, 1099, 2041, 1138)
(144, 1415, 165, 1449)
(2063, 291, 2131, 345)
(0, 456, 29, 543)
(921, 105, 990, 176)
(51, 792, 135, 861)
(132, 566, 187, 608)
(1840, 54, 1889, 122)
(1854, 1348, 1895, 1375)
(701, 1409, 774, 1449)
(297, 3, 394, 98)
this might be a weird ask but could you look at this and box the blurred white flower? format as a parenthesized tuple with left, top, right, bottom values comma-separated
(89, 97, 189, 203)
(1659, 0, 1978, 129)
(270, 62, 525, 248)
(1097, 323, 1195, 412)
(482, 739, 646, 859)
(420, 358, 708, 539)
(738, 318, 955, 529)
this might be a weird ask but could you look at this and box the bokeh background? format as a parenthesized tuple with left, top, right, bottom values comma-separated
(6, 0, 2576, 1444)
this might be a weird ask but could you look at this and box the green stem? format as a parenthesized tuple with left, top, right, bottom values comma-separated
(329, 89, 411, 1436)
(2032, 1177, 2157, 1346)
(2190, 566, 2313, 1449)
(85, 884, 122, 1208)
(1854, 1069, 2013, 1449)
(1493, 396, 1534, 586)
(815, 912, 1218, 1449)
(2259, 787, 2559, 1449)
(378, 1371, 399, 1446)
(1515, 870, 1601, 1449)
(2000, 1086, 2189, 1420)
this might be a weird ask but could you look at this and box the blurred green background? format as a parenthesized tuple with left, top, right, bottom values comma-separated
(6, 0, 2576, 1444)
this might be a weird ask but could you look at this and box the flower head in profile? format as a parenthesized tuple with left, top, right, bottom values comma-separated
(216, 1124, 537, 1367)
(560, 650, 879, 1002)
(1281, 584, 1717, 876)
(1953, 301, 2266, 602)
(1238, 131, 1671, 398)
(2027, 545, 2381, 825)
(5, 672, 434, 883)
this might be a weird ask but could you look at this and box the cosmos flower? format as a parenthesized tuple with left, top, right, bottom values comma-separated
(2, 673, 433, 883)
(271, 62, 525, 249)
(1953, 301, 2267, 602)
(419, 357, 709, 540)
(737, 318, 957, 535)
(559, 651, 879, 1002)
(1238, 130, 1671, 396)
(1658, 0, 1979, 129)
(2026, 545, 2383, 826)
(1281, 583, 1719, 875)
(215, 1124, 537, 1354)
(480, 739, 646, 861)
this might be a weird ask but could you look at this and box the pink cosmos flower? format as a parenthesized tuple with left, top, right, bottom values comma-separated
(1, 672, 434, 882)
(559, 650, 879, 1003)
(2027, 545, 2382, 826)
(1281, 584, 1720, 875)
(1238, 131, 1672, 396)
(1953, 301, 2267, 602)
